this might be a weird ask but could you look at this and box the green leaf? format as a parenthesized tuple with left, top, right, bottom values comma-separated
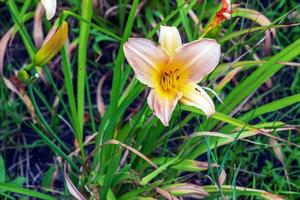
(0, 182, 56, 200)
(10, 177, 26, 186)
(140, 157, 179, 186)
(176, 0, 193, 41)
(0, 155, 5, 182)
(239, 94, 300, 121)
(220, 94, 300, 133)
(41, 165, 55, 189)
(203, 185, 284, 200)
(29, 123, 80, 173)
(207, 37, 300, 130)
(182, 106, 270, 158)
(153, 157, 209, 172)
(118, 182, 161, 200)
(222, 37, 300, 113)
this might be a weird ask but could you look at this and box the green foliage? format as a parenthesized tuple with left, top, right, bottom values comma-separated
(0, 0, 299, 199)
(0, 156, 5, 182)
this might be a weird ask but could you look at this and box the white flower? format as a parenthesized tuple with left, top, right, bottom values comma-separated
(123, 26, 221, 126)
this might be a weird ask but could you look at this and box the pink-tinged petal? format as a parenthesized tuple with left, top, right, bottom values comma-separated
(123, 38, 168, 87)
(41, 0, 56, 20)
(159, 26, 182, 56)
(169, 39, 221, 83)
(180, 85, 215, 117)
(147, 89, 182, 126)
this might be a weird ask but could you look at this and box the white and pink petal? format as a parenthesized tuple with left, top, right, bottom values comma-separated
(159, 26, 182, 56)
(147, 89, 182, 126)
(180, 85, 215, 117)
(169, 39, 221, 83)
(123, 38, 168, 87)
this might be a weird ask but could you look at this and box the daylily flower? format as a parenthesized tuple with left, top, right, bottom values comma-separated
(123, 26, 221, 126)
(41, 0, 56, 20)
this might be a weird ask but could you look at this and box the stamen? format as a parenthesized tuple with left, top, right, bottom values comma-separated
(160, 70, 180, 91)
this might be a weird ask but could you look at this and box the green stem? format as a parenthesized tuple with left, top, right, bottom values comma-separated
(105, 0, 140, 132)
(30, 123, 80, 173)
(76, 0, 93, 160)
(94, 0, 140, 170)
(61, 10, 121, 41)
(60, 45, 79, 130)
(7, 0, 35, 57)
(85, 73, 96, 133)
(28, 85, 71, 154)
(19, 0, 31, 16)
(60, 46, 82, 151)
(176, 0, 193, 41)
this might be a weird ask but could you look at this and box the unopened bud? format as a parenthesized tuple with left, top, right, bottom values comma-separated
(33, 21, 68, 67)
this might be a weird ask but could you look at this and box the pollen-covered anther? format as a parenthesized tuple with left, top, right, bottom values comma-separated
(160, 69, 180, 90)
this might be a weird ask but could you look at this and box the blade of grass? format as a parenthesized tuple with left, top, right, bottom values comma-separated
(85, 73, 97, 133)
(29, 123, 80, 173)
(61, 45, 81, 145)
(93, 0, 140, 170)
(182, 105, 299, 158)
(6, 0, 36, 57)
(207, 37, 300, 130)
(0, 156, 5, 182)
(146, 3, 185, 39)
(108, 0, 140, 122)
(28, 85, 71, 154)
(140, 157, 179, 186)
(76, 0, 93, 160)
(0, 182, 56, 200)
(239, 94, 300, 121)
(176, 0, 193, 41)
(61, 10, 121, 41)
(220, 94, 300, 133)
(219, 24, 300, 44)
(203, 185, 284, 200)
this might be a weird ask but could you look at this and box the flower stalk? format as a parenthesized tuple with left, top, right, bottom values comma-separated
(76, 0, 93, 160)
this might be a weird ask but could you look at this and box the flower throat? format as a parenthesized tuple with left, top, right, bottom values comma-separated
(160, 69, 180, 91)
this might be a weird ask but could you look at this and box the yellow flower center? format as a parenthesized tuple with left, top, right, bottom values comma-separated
(160, 69, 180, 91)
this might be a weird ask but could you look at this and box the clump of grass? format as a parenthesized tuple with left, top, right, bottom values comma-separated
(0, 0, 300, 199)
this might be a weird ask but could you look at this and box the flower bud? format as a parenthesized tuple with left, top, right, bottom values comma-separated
(33, 21, 68, 67)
